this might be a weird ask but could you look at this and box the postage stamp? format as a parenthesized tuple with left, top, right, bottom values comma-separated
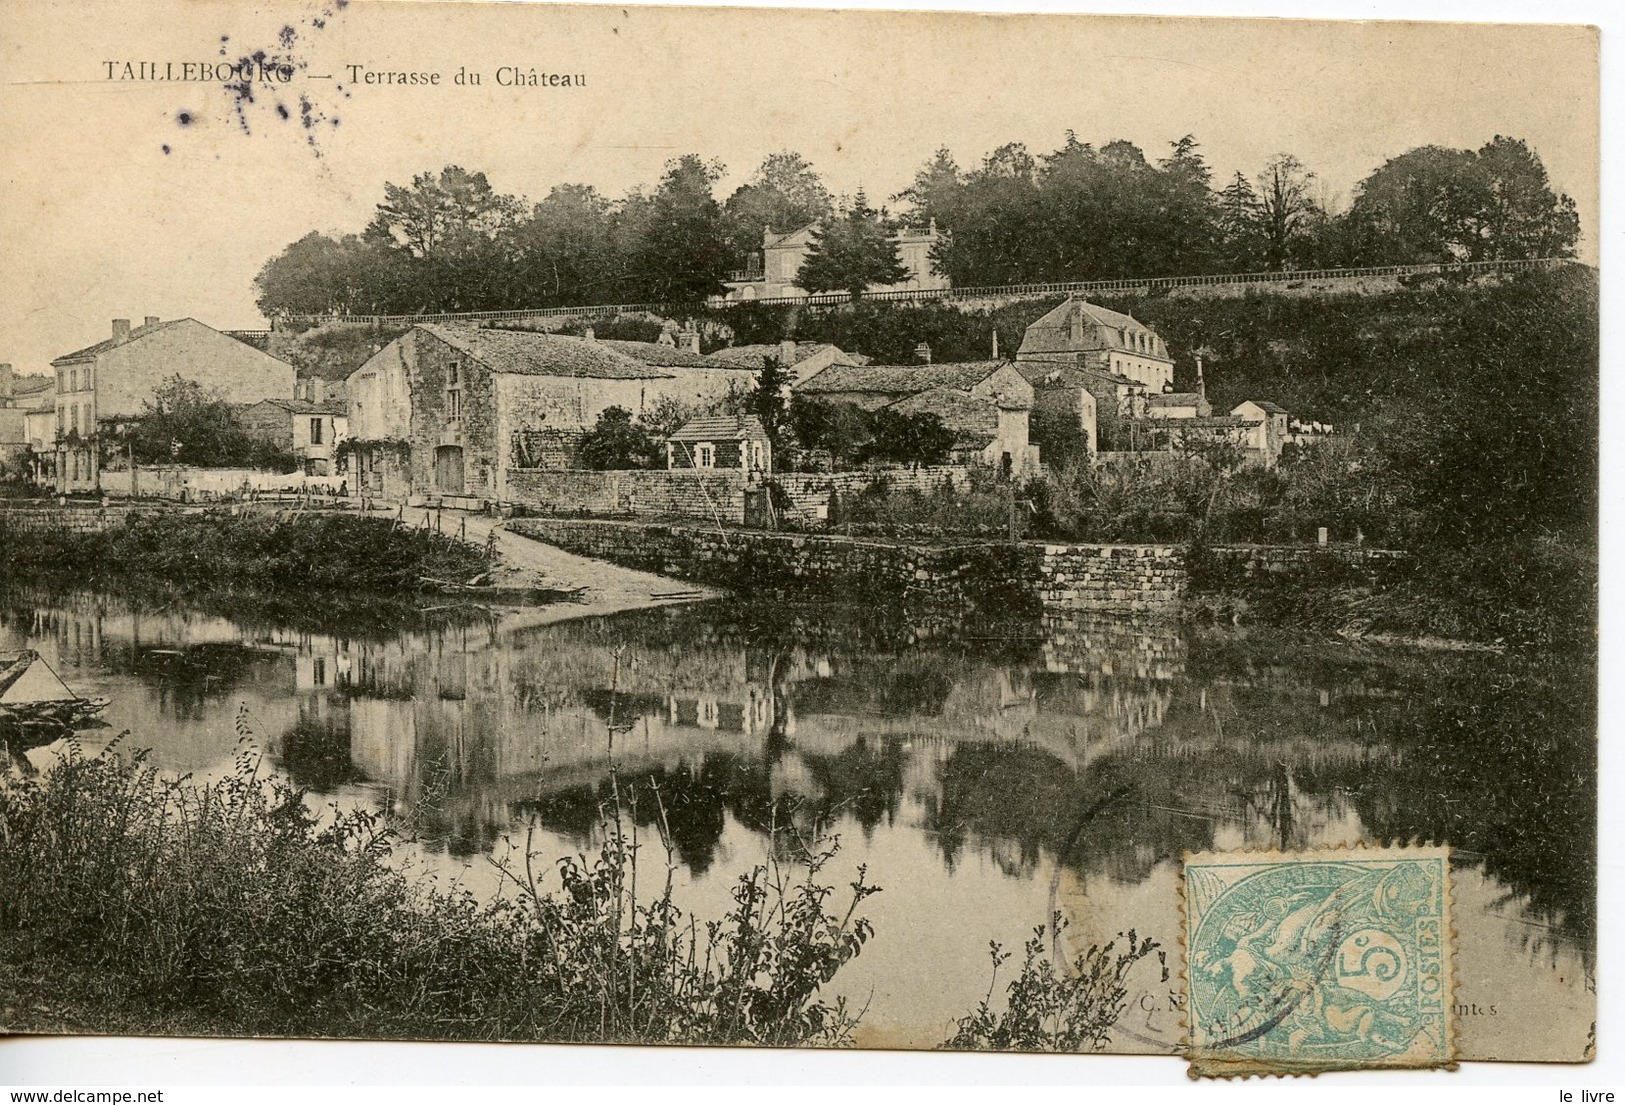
(1182, 845, 1454, 1077)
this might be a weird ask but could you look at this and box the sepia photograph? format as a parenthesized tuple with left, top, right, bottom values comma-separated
(0, 0, 1604, 1085)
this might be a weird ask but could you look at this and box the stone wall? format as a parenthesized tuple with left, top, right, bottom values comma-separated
(770, 465, 975, 525)
(506, 469, 749, 523)
(508, 517, 1033, 613)
(1033, 543, 1185, 614)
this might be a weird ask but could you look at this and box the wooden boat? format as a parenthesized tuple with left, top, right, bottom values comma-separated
(0, 650, 110, 733)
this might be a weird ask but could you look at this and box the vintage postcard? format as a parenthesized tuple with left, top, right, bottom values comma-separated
(0, 0, 1597, 1074)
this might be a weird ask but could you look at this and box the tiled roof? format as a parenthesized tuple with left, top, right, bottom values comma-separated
(884, 387, 999, 447)
(599, 339, 715, 369)
(1018, 299, 1171, 360)
(12, 375, 52, 396)
(1149, 392, 1206, 407)
(1236, 399, 1288, 414)
(796, 360, 1006, 396)
(420, 325, 671, 380)
(246, 397, 346, 416)
(668, 413, 770, 443)
(702, 343, 862, 371)
(51, 318, 187, 364)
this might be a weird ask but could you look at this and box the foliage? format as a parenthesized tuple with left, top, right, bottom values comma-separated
(579, 406, 660, 470)
(106, 375, 299, 471)
(795, 192, 910, 299)
(787, 397, 954, 468)
(838, 472, 1019, 538)
(723, 151, 835, 259)
(0, 737, 880, 1044)
(253, 135, 1578, 317)
(1345, 137, 1580, 264)
(0, 512, 488, 597)
(944, 916, 1161, 1052)
(748, 356, 794, 444)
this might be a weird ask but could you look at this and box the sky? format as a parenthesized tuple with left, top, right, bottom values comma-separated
(0, 0, 1600, 379)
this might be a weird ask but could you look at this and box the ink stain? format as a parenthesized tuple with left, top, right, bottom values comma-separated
(161, 144, 171, 154)
(176, 110, 194, 126)
(277, 103, 290, 120)
(279, 25, 297, 48)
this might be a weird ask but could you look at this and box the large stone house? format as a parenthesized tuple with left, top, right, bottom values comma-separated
(722, 221, 950, 302)
(794, 360, 1039, 474)
(1017, 298, 1175, 392)
(346, 325, 760, 502)
(48, 317, 296, 493)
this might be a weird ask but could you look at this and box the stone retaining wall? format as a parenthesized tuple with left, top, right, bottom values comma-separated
(507, 519, 1408, 616)
(508, 517, 1033, 613)
(506, 469, 749, 523)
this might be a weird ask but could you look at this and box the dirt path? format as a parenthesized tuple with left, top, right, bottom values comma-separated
(375, 505, 720, 628)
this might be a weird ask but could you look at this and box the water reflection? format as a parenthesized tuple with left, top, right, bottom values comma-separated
(0, 587, 1594, 1056)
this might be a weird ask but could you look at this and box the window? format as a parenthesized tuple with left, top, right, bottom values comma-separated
(446, 388, 461, 420)
(69, 369, 77, 392)
(696, 443, 715, 468)
(448, 361, 462, 385)
(85, 367, 93, 390)
(70, 406, 78, 434)
(310, 417, 325, 445)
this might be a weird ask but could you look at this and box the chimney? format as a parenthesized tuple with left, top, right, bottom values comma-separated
(914, 342, 932, 364)
(680, 330, 701, 355)
(144, 316, 160, 328)
(1195, 354, 1207, 399)
(778, 339, 797, 366)
(991, 329, 1000, 359)
(311, 378, 326, 405)
(112, 319, 131, 343)
(0, 364, 11, 403)
(583, 327, 595, 341)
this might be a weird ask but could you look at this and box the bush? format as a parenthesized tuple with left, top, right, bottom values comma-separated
(944, 914, 1161, 1052)
(0, 733, 881, 1044)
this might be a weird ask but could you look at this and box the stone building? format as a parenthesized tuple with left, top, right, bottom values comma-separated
(238, 397, 350, 476)
(47, 317, 296, 493)
(721, 220, 949, 302)
(346, 324, 762, 502)
(0, 365, 54, 480)
(665, 414, 772, 474)
(794, 359, 1040, 475)
(1017, 298, 1175, 392)
(1231, 400, 1290, 466)
(703, 341, 869, 387)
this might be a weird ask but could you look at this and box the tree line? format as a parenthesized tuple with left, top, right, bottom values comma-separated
(254, 134, 1579, 317)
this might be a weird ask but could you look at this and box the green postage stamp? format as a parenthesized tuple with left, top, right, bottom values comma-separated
(1183, 845, 1454, 1077)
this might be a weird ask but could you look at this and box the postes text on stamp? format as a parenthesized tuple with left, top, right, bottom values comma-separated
(1183, 845, 1453, 1077)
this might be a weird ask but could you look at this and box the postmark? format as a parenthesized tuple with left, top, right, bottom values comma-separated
(1182, 845, 1454, 1077)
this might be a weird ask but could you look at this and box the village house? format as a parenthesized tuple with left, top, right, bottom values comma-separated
(346, 324, 761, 503)
(1017, 298, 1175, 392)
(0, 365, 56, 482)
(1231, 400, 1290, 465)
(237, 396, 350, 476)
(794, 359, 1040, 475)
(665, 414, 772, 474)
(722, 221, 950, 302)
(47, 317, 296, 493)
(703, 340, 869, 387)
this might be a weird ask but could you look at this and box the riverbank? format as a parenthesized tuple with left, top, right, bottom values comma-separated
(0, 740, 880, 1044)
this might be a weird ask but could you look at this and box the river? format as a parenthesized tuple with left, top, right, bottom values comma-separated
(0, 587, 1595, 1059)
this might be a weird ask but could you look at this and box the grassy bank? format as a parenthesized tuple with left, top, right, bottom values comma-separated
(0, 738, 880, 1044)
(1185, 535, 1595, 654)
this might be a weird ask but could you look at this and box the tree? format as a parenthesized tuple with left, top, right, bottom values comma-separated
(723, 151, 834, 260)
(1254, 154, 1321, 271)
(748, 356, 793, 443)
(515, 184, 619, 305)
(578, 406, 659, 470)
(636, 155, 734, 304)
(109, 375, 296, 470)
(1215, 171, 1265, 271)
(253, 232, 402, 317)
(858, 409, 955, 466)
(795, 192, 910, 300)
